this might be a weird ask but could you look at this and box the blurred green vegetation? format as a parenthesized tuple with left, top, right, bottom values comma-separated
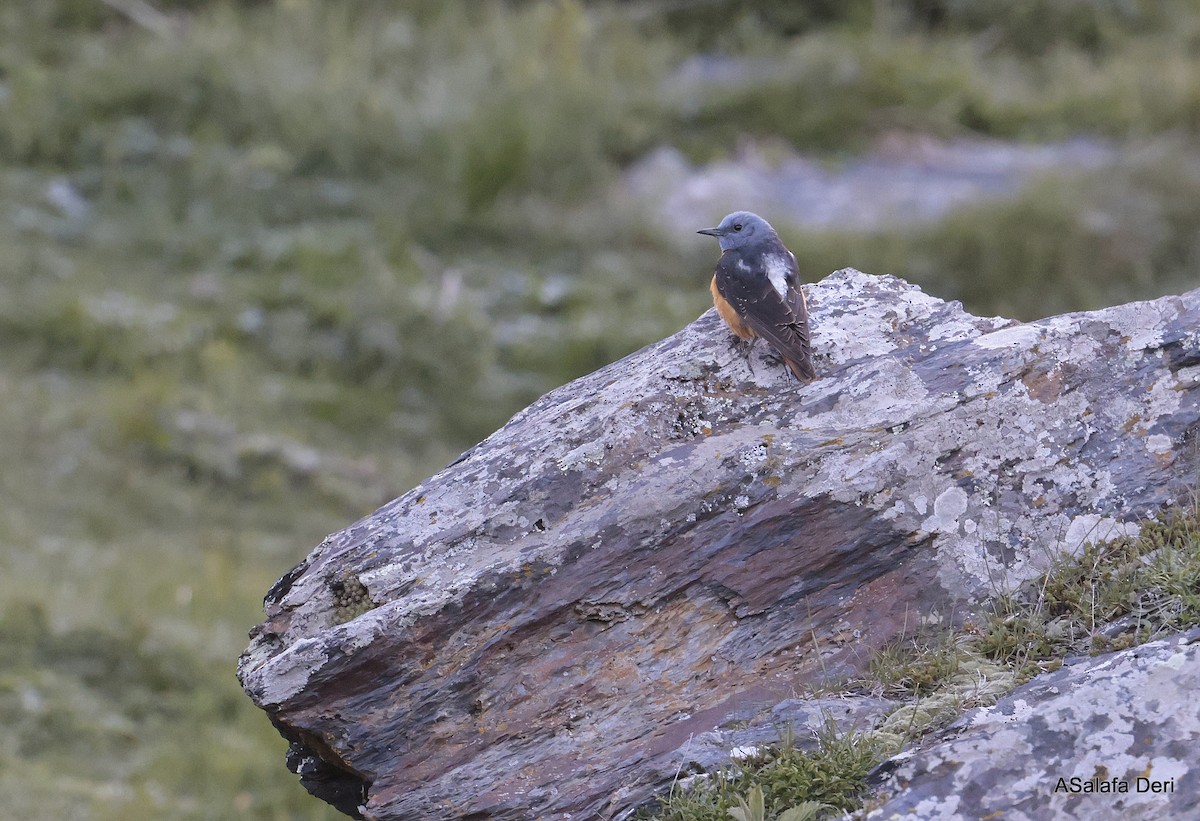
(793, 140, 1200, 318)
(2, 0, 1199, 818)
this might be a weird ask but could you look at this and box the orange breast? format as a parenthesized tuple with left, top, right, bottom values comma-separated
(711, 276, 755, 341)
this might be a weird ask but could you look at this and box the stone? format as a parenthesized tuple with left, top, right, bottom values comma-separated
(623, 137, 1116, 235)
(237, 270, 1200, 819)
(866, 628, 1200, 821)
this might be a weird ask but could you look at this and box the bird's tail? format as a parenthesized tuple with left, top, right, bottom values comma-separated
(783, 354, 816, 382)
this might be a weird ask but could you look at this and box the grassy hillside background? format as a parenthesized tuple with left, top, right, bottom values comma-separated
(1, 1, 1199, 818)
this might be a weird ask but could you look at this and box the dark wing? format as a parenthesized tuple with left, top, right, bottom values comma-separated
(715, 251, 815, 381)
(780, 251, 815, 381)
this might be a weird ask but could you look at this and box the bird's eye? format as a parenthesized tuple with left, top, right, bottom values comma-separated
(733, 223, 743, 231)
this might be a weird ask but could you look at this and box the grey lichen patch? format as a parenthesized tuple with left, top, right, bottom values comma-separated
(330, 570, 375, 625)
(809, 270, 998, 362)
(556, 439, 607, 471)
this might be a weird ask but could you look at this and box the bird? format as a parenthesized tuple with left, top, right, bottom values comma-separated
(697, 211, 816, 382)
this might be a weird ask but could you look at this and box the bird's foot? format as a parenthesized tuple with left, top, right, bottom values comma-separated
(735, 338, 758, 376)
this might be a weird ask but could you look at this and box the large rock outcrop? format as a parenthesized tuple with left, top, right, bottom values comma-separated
(237, 269, 1200, 819)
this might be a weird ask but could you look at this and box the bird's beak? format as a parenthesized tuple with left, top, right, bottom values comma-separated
(697, 227, 721, 237)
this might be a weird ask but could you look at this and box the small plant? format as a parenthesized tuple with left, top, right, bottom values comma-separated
(776, 802, 827, 821)
(974, 504, 1200, 678)
(642, 720, 878, 821)
(727, 785, 827, 821)
(870, 632, 964, 696)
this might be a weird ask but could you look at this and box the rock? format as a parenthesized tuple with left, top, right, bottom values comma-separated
(623, 136, 1116, 236)
(866, 628, 1200, 820)
(237, 270, 1200, 820)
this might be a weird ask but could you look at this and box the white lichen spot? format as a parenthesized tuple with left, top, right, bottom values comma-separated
(1007, 698, 1035, 723)
(257, 637, 328, 706)
(1062, 515, 1141, 557)
(1115, 302, 1166, 351)
(922, 486, 970, 533)
(882, 499, 907, 521)
(730, 745, 759, 760)
(336, 608, 392, 654)
(1145, 434, 1174, 456)
(734, 495, 750, 510)
(908, 794, 961, 819)
(1146, 755, 1189, 784)
(973, 323, 1042, 351)
(928, 315, 1003, 343)
(1164, 652, 1188, 671)
(913, 495, 928, 515)
(1142, 373, 1184, 422)
(556, 441, 605, 471)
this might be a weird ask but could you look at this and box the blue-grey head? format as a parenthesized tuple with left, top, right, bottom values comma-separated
(697, 211, 777, 252)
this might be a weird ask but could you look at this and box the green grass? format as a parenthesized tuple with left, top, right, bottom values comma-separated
(0, 603, 323, 820)
(787, 140, 1200, 319)
(976, 504, 1200, 671)
(658, 0, 1200, 157)
(640, 723, 881, 821)
(3, 1, 1200, 818)
(0, 355, 348, 819)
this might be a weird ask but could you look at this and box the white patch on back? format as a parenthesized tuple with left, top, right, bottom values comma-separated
(765, 255, 790, 299)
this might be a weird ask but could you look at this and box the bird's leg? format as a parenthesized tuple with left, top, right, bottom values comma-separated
(760, 349, 785, 368)
(728, 335, 757, 375)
